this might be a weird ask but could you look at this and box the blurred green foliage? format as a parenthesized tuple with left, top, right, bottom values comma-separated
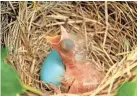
(1, 47, 24, 96)
(117, 69, 137, 96)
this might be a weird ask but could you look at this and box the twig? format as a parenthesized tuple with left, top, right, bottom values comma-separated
(103, 1, 109, 49)
(22, 83, 44, 96)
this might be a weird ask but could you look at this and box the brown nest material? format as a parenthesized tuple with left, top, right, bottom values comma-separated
(2, 1, 137, 96)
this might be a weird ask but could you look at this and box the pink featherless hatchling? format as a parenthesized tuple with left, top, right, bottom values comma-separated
(45, 25, 105, 94)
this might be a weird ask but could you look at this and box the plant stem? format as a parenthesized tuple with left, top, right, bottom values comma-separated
(22, 84, 43, 95)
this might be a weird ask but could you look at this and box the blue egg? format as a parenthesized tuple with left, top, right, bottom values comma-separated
(40, 50, 65, 86)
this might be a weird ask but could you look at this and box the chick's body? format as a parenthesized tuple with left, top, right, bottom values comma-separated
(45, 26, 105, 93)
(46, 34, 104, 93)
(40, 50, 65, 86)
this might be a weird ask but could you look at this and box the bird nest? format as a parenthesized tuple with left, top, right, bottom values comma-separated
(1, 1, 137, 96)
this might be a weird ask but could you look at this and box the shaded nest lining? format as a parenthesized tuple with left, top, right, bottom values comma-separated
(1, 1, 137, 96)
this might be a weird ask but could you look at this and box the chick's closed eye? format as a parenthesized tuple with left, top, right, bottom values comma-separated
(60, 39, 75, 52)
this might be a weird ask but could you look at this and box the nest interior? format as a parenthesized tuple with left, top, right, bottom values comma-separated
(1, 1, 137, 96)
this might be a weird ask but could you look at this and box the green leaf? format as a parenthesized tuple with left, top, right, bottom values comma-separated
(117, 69, 137, 96)
(1, 47, 8, 61)
(1, 47, 24, 96)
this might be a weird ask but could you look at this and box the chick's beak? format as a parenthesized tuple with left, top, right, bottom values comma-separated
(60, 26, 70, 41)
(44, 26, 70, 44)
(45, 35, 61, 44)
